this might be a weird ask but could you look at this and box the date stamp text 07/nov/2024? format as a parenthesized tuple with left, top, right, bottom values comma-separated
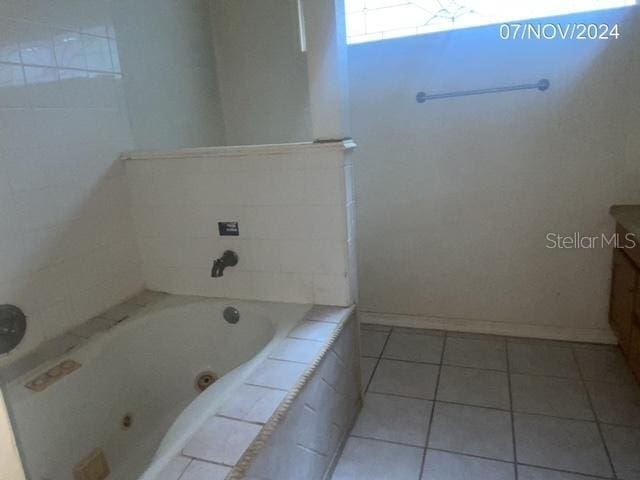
(499, 22, 621, 40)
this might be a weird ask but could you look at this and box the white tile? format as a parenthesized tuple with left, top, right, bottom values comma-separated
(182, 416, 261, 466)
(279, 240, 315, 273)
(180, 460, 231, 480)
(586, 382, 640, 427)
(508, 343, 580, 379)
(518, 465, 603, 480)
(422, 450, 515, 480)
(512, 374, 593, 421)
(332, 437, 423, 480)
(311, 205, 347, 240)
(269, 338, 325, 364)
(601, 424, 640, 480)
(288, 320, 337, 342)
(19, 23, 56, 66)
(360, 357, 377, 387)
(0, 19, 21, 62)
(382, 331, 444, 364)
(53, 29, 86, 69)
(574, 347, 636, 384)
(438, 366, 510, 410)
(83, 34, 112, 71)
(218, 384, 287, 424)
(430, 403, 514, 462)
(352, 392, 432, 446)
(514, 413, 612, 477)
(444, 337, 507, 371)
(369, 359, 439, 400)
(246, 359, 307, 390)
(313, 274, 352, 306)
(306, 168, 345, 205)
(305, 305, 348, 322)
(360, 329, 389, 357)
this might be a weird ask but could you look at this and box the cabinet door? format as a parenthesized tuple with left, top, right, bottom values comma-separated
(610, 249, 637, 353)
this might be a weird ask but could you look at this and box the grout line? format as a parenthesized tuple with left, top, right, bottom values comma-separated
(368, 352, 607, 382)
(356, 327, 631, 480)
(505, 336, 519, 480)
(214, 414, 265, 427)
(365, 390, 612, 425)
(428, 446, 514, 465)
(571, 346, 619, 479)
(418, 329, 447, 479)
(349, 433, 424, 449)
(362, 326, 394, 393)
(516, 462, 615, 480)
(266, 356, 309, 365)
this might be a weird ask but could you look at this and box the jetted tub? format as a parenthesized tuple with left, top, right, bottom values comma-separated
(3, 294, 311, 480)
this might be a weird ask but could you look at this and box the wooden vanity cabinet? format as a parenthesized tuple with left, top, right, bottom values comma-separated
(610, 249, 637, 353)
(609, 231, 640, 380)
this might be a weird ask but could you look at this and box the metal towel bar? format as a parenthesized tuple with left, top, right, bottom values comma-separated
(416, 78, 550, 103)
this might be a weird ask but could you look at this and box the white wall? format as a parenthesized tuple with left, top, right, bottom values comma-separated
(350, 7, 640, 340)
(210, 0, 312, 145)
(125, 143, 356, 306)
(114, 0, 227, 150)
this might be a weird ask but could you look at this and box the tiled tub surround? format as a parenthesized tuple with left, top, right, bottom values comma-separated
(150, 305, 360, 480)
(123, 140, 357, 307)
(336, 324, 640, 480)
(1, 293, 354, 480)
(0, 11, 144, 362)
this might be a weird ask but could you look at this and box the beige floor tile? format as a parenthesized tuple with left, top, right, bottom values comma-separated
(382, 331, 444, 364)
(514, 413, 611, 477)
(369, 359, 439, 399)
(422, 450, 514, 480)
(332, 437, 424, 480)
(511, 374, 593, 420)
(429, 403, 514, 461)
(508, 343, 579, 379)
(438, 366, 510, 410)
(443, 337, 507, 371)
(352, 392, 432, 446)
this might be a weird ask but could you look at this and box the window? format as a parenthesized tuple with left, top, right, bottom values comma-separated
(345, 0, 636, 44)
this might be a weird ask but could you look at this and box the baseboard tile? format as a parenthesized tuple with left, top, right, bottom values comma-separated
(358, 311, 617, 345)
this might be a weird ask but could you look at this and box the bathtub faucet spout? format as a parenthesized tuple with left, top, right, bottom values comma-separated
(211, 250, 239, 278)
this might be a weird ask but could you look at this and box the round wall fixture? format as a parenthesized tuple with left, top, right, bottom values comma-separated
(0, 305, 26, 355)
(223, 307, 240, 324)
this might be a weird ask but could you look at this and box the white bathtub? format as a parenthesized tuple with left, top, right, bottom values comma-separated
(4, 295, 310, 480)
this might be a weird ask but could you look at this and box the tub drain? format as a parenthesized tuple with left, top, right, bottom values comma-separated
(195, 371, 218, 392)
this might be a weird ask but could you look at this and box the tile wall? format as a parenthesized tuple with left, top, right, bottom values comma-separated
(125, 142, 357, 306)
(0, 4, 143, 362)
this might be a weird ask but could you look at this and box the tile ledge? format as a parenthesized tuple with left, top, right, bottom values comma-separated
(121, 140, 357, 161)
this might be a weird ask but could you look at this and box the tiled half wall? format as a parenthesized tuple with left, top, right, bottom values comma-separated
(124, 141, 357, 306)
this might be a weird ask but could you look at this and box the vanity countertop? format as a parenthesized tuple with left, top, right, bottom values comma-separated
(610, 204, 640, 238)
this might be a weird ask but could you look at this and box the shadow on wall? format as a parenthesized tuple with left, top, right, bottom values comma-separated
(349, 6, 640, 336)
